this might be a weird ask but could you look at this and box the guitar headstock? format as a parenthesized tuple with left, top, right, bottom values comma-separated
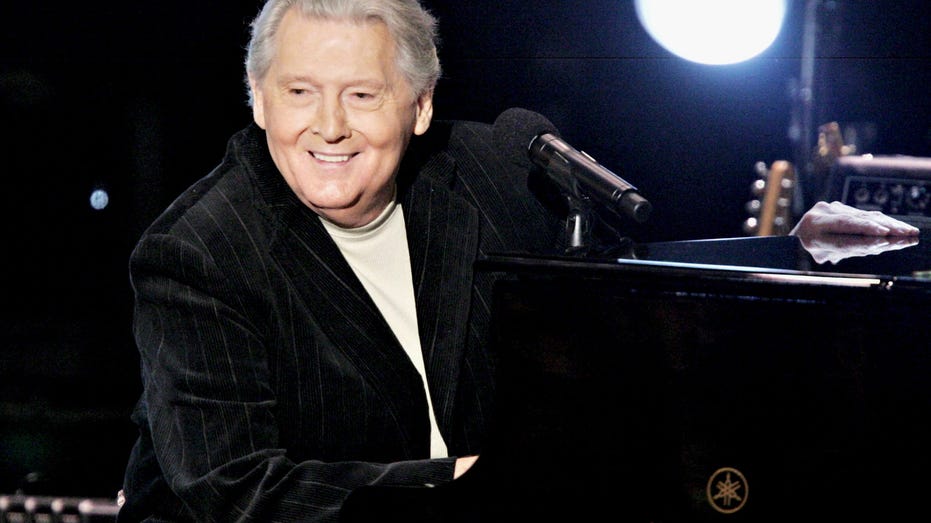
(743, 160, 797, 236)
(810, 121, 857, 201)
(814, 121, 856, 173)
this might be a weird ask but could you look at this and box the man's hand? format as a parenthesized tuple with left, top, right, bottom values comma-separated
(454, 455, 478, 479)
(799, 234, 919, 264)
(790, 201, 920, 238)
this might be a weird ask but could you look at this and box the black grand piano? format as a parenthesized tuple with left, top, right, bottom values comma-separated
(343, 228, 931, 522)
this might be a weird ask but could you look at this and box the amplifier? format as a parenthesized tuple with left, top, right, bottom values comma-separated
(825, 155, 931, 228)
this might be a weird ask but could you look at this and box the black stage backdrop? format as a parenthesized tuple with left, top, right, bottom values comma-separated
(1, 0, 929, 498)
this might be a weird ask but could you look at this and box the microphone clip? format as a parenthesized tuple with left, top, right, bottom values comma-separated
(561, 191, 634, 258)
(564, 193, 595, 256)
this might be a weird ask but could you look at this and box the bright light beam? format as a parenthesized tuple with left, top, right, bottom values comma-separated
(634, 0, 788, 65)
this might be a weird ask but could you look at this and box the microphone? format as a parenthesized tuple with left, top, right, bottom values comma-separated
(493, 107, 652, 223)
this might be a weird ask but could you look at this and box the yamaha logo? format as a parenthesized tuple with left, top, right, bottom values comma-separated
(706, 467, 748, 514)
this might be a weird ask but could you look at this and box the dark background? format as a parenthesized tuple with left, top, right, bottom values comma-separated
(1, 0, 929, 499)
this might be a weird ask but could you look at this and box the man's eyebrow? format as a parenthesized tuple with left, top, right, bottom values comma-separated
(277, 74, 317, 85)
(276, 73, 389, 89)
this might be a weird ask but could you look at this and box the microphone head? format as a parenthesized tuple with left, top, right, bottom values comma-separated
(492, 107, 560, 170)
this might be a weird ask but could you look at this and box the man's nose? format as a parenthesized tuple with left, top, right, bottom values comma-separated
(312, 97, 350, 142)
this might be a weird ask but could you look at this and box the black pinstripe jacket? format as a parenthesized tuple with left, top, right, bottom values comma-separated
(118, 120, 561, 522)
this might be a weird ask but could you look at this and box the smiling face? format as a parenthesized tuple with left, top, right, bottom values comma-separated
(250, 8, 433, 228)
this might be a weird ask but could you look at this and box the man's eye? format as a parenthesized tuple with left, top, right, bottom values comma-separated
(289, 88, 307, 96)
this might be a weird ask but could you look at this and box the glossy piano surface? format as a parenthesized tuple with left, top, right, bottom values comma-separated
(343, 232, 931, 522)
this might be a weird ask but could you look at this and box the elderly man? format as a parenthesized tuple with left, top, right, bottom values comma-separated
(118, 1, 559, 521)
(117, 1, 918, 521)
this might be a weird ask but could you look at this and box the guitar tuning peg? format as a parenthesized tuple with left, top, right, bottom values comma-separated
(751, 179, 766, 196)
(745, 199, 762, 215)
(754, 161, 768, 177)
(742, 217, 759, 235)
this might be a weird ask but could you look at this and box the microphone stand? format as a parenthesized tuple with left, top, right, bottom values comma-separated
(564, 193, 595, 256)
(789, 0, 821, 214)
(561, 191, 635, 258)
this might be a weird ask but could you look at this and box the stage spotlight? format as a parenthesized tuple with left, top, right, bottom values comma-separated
(634, 0, 788, 65)
(89, 188, 110, 211)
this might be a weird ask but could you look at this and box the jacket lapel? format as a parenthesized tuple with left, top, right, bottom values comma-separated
(402, 152, 480, 433)
(267, 187, 428, 449)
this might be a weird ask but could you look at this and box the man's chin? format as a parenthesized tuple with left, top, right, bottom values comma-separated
(310, 203, 374, 229)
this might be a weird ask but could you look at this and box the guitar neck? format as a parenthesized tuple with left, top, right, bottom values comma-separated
(757, 160, 794, 236)
(744, 160, 796, 237)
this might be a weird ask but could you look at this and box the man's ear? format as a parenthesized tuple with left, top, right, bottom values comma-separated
(413, 90, 434, 136)
(249, 76, 267, 129)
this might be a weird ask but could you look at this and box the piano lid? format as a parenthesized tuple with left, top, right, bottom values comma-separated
(479, 230, 931, 292)
(629, 230, 931, 281)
